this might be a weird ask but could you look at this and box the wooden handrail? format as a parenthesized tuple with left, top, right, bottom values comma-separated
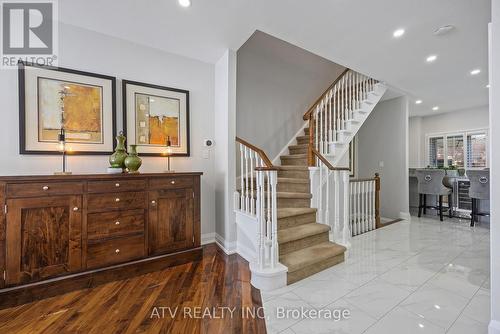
(235, 136, 273, 167)
(303, 68, 350, 121)
(311, 148, 350, 171)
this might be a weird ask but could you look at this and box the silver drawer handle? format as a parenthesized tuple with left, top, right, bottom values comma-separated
(171, 180, 176, 184)
(73, 207, 79, 211)
(115, 221, 120, 225)
(42, 185, 49, 191)
(479, 177, 488, 184)
(115, 198, 120, 202)
(115, 249, 120, 254)
(115, 183, 120, 187)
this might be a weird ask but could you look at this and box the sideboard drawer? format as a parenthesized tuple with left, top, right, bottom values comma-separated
(87, 191, 146, 213)
(87, 209, 145, 240)
(7, 182, 83, 198)
(87, 179, 147, 194)
(149, 176, 193, 190)
(86, 234, 145, 269)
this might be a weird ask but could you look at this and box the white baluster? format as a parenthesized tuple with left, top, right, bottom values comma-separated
(240, 144, 244, 211)
(250, 150, 255, 215)
(349, 181, 353, 236)
(315, 106, 319, 151)
(257, 170, 265, 269)
(342, 171, 351, 248)
(270, 170, 278, 269)
(318, 160, 323, 224)
(244, 146, 249, 213)
(333, 170, 340, 240)
(325, 167, 330, 230)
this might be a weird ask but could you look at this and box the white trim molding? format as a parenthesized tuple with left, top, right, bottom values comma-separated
(490, 320, 500, 334)
(399, 212, 411, 221)
(215, 233, 237, 255)
(201, 233, 216, 245)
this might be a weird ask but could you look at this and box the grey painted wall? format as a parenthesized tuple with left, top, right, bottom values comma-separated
(236, 31, 345, 160)
(357, 97, 410, 219)
(0, 23, 217, 239)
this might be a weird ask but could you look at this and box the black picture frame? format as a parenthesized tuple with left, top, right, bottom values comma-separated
(122, 79, 190, 157)
(18, 61, 117, 155)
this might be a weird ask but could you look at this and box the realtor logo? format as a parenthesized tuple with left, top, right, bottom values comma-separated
(1, 0, 58, 68)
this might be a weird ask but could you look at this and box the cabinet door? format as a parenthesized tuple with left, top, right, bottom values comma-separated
(5, 196, 82, 285)
(148, 188, 194, 255)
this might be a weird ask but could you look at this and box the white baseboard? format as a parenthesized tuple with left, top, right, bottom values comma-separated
(201, 232, 216, 245)
(490, 320, 500, 334)
(399, 212, 411, 221)
(215, 233, 236, 255)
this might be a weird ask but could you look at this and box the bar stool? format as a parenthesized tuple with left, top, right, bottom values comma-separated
(415, 169, 452, 222)
(468, 170, 490, 227)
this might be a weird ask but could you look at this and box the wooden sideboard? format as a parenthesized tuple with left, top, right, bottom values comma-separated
(0, 172, 202, 308)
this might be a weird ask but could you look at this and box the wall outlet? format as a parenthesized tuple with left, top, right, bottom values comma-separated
(379, 161, 384, 168)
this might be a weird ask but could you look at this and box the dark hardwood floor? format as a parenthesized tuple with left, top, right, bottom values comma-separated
(0, 244, 267, 334)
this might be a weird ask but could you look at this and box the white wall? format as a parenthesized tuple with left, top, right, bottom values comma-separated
(0, 23, 216, 238)
(236, 31, 345, 159)
(488, 4, 500, 333)
(214, 50, 237, 252)
(357, 97, 410, 219)
(409, 106, 489, 167)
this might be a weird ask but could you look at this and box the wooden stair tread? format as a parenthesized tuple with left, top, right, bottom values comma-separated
(281, 154, 308, 159)
(277, 178, 309, 184)
(277, 166, 309, 171)
(288, 144, 309, 149)
(280, 242, 346, 273)
(276, 192, 312, 199)
(278, 223, 330, 243)
(278, 208, 317, 219)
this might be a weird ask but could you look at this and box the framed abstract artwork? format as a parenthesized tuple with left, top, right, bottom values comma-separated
(123, 80, 190, 156)
(18, 61, 116, 154)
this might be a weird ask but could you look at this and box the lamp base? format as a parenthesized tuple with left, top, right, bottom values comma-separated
(54, 171, 72, 175)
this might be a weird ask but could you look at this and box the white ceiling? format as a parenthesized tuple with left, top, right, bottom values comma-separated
(59, 0, 491, 116)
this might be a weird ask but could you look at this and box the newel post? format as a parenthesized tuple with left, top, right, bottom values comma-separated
(374, 173, 381, 229)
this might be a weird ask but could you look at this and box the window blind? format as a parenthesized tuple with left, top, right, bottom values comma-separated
(467, 133, 487, 168)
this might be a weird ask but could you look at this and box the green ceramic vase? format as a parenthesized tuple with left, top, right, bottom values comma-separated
(109, 131, 128, 168)
(124, 145, 142, 173)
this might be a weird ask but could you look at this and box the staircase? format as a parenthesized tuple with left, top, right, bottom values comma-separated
(234, 68, 387, 290)
(277, 128, 346, 284)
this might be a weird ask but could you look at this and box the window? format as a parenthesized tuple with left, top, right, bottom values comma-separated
(427, 129, 488, 169)
(428, 136, 444, 167)
(467, 133, 487, 168)
(446, 135, 464, 167)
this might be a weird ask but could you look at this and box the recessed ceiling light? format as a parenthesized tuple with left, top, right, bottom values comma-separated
(415, 100, 423, 104)
(178, 0, 191, 7)
(486, 84, 491, 88)
(432, 106, 439, 111)
(393, 29, 405, 38)
(470, 69, 481, 75)
(418, 324, 425, 329)
(433, 25, 455, 36)
(426, 55, 437, 63)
